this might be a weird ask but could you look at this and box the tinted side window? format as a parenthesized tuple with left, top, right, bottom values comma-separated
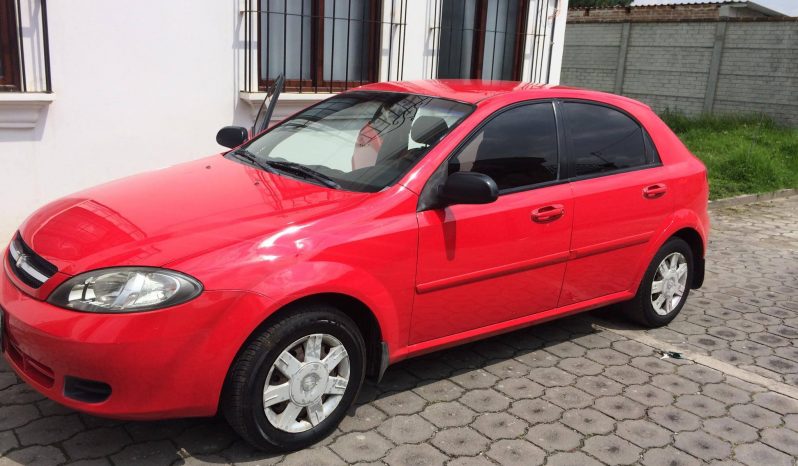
(450, 103, 558, 191)
(564, 102, 647, 177)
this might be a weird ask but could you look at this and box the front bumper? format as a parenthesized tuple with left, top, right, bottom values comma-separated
(0, 267, 269, 420)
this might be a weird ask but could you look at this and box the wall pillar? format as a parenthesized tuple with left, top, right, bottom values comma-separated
(703, 21, 728, 114)
(613, 22, 631, 94)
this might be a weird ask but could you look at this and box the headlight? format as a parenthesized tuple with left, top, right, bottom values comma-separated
(47, 267, 203, 313)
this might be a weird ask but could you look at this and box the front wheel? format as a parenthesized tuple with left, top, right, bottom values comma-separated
(222, 305, 366, 451)
(622, 237, 693, 328)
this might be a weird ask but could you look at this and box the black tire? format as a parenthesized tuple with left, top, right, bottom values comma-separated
(622, 237, 694, 328)
(222, 304, 366, 452)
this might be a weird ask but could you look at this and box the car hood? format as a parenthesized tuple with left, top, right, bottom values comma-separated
(18, 156, 369, 276)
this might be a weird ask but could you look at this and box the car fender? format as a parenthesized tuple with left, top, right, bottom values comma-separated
(629, 208, 708, 294)
(191, 260, 410, 410)
(241, 260, 410, 363)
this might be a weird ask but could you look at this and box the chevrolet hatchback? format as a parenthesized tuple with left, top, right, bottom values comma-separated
(1, 80, 709, 451)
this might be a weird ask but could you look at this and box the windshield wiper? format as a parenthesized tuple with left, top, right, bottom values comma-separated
(229, 148, 276, 173)
(264, 160, 342, 190)
(230, 149, 341, 189)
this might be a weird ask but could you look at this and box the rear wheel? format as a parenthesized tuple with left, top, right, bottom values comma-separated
(222, 305, 366, 451)
(622, 237, 693, 327)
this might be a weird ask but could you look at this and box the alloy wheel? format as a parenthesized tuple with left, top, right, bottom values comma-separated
(262, 334, 350, 433)
(650, 252, 688, 316)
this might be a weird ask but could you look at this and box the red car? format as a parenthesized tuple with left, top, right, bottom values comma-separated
(1, 80, 708, 451)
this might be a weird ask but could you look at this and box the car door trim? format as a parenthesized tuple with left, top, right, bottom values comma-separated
(416, 250, 570, 294)
(569, 231, 653, 260)
(403, 289, 636, 354)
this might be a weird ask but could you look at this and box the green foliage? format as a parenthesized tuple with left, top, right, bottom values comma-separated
(570, 0, 633, 7)
(660, 111, 798, 200)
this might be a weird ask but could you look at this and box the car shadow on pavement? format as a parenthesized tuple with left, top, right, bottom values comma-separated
(204, 311, 621, 464)
(1, 306, 632, 465)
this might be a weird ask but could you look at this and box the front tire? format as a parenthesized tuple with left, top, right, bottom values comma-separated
(222, 304, 366, 451)
(622, 237, 693, 328)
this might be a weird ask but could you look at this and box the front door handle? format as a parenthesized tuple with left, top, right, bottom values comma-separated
(532, 204, 565, 223)
(643, 183, 668, 199)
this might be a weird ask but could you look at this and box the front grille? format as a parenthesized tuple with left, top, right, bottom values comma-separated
(4, 332, 55, 388)
(7, 233, 57, 289)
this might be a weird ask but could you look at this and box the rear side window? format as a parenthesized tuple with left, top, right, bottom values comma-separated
(449, 103, 558, 191)
(563, 102, 647, 177)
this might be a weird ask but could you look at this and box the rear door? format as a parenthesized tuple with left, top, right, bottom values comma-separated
(411, 102, 573, 344)
(558, 100, 673, 305)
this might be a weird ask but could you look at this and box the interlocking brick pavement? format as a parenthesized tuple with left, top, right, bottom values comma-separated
(1, 196, 797, 465)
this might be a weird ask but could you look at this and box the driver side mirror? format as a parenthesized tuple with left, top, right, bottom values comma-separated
(437, 172, 499, 206)
(216, 126, 249, 149)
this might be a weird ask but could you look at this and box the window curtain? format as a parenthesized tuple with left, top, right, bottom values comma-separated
(323, 0, 372, 83)
(261, 0, 372, 83)
(482, 0, 521, 80)
(437, 0, 477, 79)
(261, 0, 313, 81)
(438, 0, 522, 80)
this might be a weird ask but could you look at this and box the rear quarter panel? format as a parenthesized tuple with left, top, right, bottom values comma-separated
(628, 113, 710, 291)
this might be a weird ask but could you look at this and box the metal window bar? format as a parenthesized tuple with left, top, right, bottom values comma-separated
(344, 0, 351, 87)
(537, 0, 551, 82)
(398, 0, 407, 80)
(329, 0, 336, 93)
(243, 0, 407, 93)
(10, 0, 52, 93)
(433, 0, 445, 78)
(244, 0, 251, 92)
(386, 0, 394, 83)
(300, 0, 305, 92)
(16, 0, 26, 90)
(429, 0, 557, 84)
(489, 0, 500, 79)
(359, 0, 366, 87)
(544, 0, 559, 83)
(531, 0, 556, 83)
(530, 0, 543, 82)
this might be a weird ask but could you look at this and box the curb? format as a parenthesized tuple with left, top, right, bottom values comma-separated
(708, 189, 798, 210)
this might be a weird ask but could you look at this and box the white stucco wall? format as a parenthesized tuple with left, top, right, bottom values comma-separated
(0, 0, 567, 241)
(0, 0, 252, 240)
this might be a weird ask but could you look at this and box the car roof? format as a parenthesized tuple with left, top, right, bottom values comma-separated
(353, 79, 650, 110)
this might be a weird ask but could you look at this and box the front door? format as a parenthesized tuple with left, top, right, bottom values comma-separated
(410, 102, 573, 344)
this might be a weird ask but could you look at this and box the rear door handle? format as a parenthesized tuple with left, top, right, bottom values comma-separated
(532, 204, 565, 223)
(643, 184, 668, 199)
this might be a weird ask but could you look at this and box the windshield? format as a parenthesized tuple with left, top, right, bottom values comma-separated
(231, 91, 474, 192)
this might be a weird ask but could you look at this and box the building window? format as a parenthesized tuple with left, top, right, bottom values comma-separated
(259, 0, 382, 92)
(0, 0, 21, 91)
(437, 0, 528, 80)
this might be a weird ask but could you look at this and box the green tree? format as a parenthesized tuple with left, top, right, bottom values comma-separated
(569, 0, 633, 7)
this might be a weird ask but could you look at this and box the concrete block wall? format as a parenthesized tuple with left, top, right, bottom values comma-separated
(713, 21, 798, 125)
(561, 23, 623, 92)
(567, 4, 770, 23)
(560, 19, 798, 126)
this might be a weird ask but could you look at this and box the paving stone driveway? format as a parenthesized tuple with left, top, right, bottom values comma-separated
(2, 196, 798, 466)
